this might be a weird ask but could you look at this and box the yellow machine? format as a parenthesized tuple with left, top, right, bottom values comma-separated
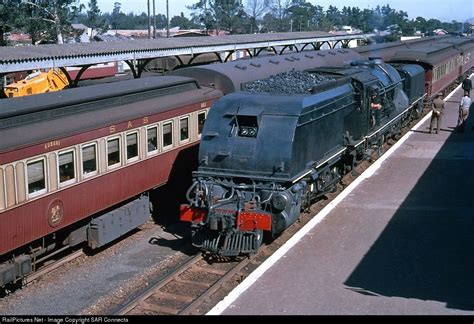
(3, 68, 69, 98)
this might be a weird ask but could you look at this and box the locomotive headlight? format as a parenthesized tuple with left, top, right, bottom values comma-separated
(272, 193, 288, 212)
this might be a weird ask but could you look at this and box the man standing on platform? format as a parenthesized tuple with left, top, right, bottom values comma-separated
(458, 91, 472, 132)
(462, 77, 472, 96)
(430, 93, 444, 134)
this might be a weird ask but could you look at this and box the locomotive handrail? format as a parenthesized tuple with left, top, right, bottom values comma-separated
(297, 100, 355, 127)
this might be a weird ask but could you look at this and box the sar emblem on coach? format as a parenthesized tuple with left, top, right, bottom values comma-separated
(47, 199, 64, 227)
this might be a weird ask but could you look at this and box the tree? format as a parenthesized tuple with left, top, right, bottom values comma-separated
(21, 1, 63, 44)
(170, 12, 194, 29)
(21, 0, 84, 44)
(188, 0, 213, 33)
(317, 16, 333, 32)
(261, 12, 277, 32)
(413, 16, 427, 34)
(110, 2, 121, 30)
(287, 1, 314, 31)
(348, 7, 363, 29)
(325, 5, 341, 28)
(310, 4, 325, 30)
(245, 0, 269, 33)
(231, 8, 252, 34)
(85, 0, 109, 37)
(188, 0, 245, 34)
(357, 8, 373, 33)
(379, 4, 407, 31)
(371, 5, 384, 31)
(425, 18, 444, 34)
(268, 0, 291, 32)
(87, 0, 101, 28)
(0, 0, 22, 46)
(103, 9, 166, 30)
(216, 0, 246, 32)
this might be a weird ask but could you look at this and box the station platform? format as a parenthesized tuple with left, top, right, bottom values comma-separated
(209, 80, 474, 315)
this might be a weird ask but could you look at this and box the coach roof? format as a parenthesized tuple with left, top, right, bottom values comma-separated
(0, 75, 197, 120)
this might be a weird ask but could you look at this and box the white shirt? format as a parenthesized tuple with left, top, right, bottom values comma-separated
(461, 96, 472, 109)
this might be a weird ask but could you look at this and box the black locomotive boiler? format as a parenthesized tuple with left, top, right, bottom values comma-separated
(180, 60, 425, 256)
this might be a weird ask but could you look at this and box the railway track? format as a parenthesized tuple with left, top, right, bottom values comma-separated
(0, 247, 84, 297)
(117, 253, 259, 315)
(112, 106, 435, 316)
(111, 148, 389, 315)
(112, 189, 349, 316)
(26, 249, 85, 284)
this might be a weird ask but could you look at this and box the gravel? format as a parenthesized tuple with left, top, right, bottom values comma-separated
(0, 221, 191, 315)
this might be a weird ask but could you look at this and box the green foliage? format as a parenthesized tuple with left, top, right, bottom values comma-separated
(14, 0, 85, 44)
(170, 12, 197, 29)
(245, 0, 270, 33)
(2, 0, 468, 47)
(287, 1, 316, 31)
(188, 0, 249, 34)
(0, 0, 23, 45)
(87, 0, 101, 28)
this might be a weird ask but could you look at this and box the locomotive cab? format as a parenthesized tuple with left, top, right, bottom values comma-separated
(312, 61, 410, 140)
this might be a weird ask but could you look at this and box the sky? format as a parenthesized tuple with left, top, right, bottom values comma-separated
(88, 0, 474, 23)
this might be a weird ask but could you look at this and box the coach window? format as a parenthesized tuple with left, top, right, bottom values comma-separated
(163, 121, 173, 149)
(58, 150, 76, 185)
(107, 137, 121, 168)
(16, 162, 26, 203)
(82, 143, 97, 176)
(198, 112, 206, 136)
(147, 126, 158, 154)
(5, 165, 15, 207)
(27, 159, 46, 196)
(180, 117, 189, 142)
(127, 132, 139, 161)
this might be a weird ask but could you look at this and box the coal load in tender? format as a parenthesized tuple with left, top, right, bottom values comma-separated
(242, 70, 335, 95)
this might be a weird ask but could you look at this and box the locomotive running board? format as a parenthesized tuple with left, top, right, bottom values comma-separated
(292, 147, 346, 184)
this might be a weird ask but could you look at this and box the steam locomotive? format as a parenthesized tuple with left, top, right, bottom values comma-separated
(180, 60, 428, 256)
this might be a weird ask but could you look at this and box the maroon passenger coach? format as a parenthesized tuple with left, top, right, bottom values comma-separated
(389, 36, 474, 98)
(355, 35, 474, 99)
(0, 76, 221, 287)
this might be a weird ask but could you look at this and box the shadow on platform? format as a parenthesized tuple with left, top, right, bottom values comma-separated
(345, 121, 474, 311)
